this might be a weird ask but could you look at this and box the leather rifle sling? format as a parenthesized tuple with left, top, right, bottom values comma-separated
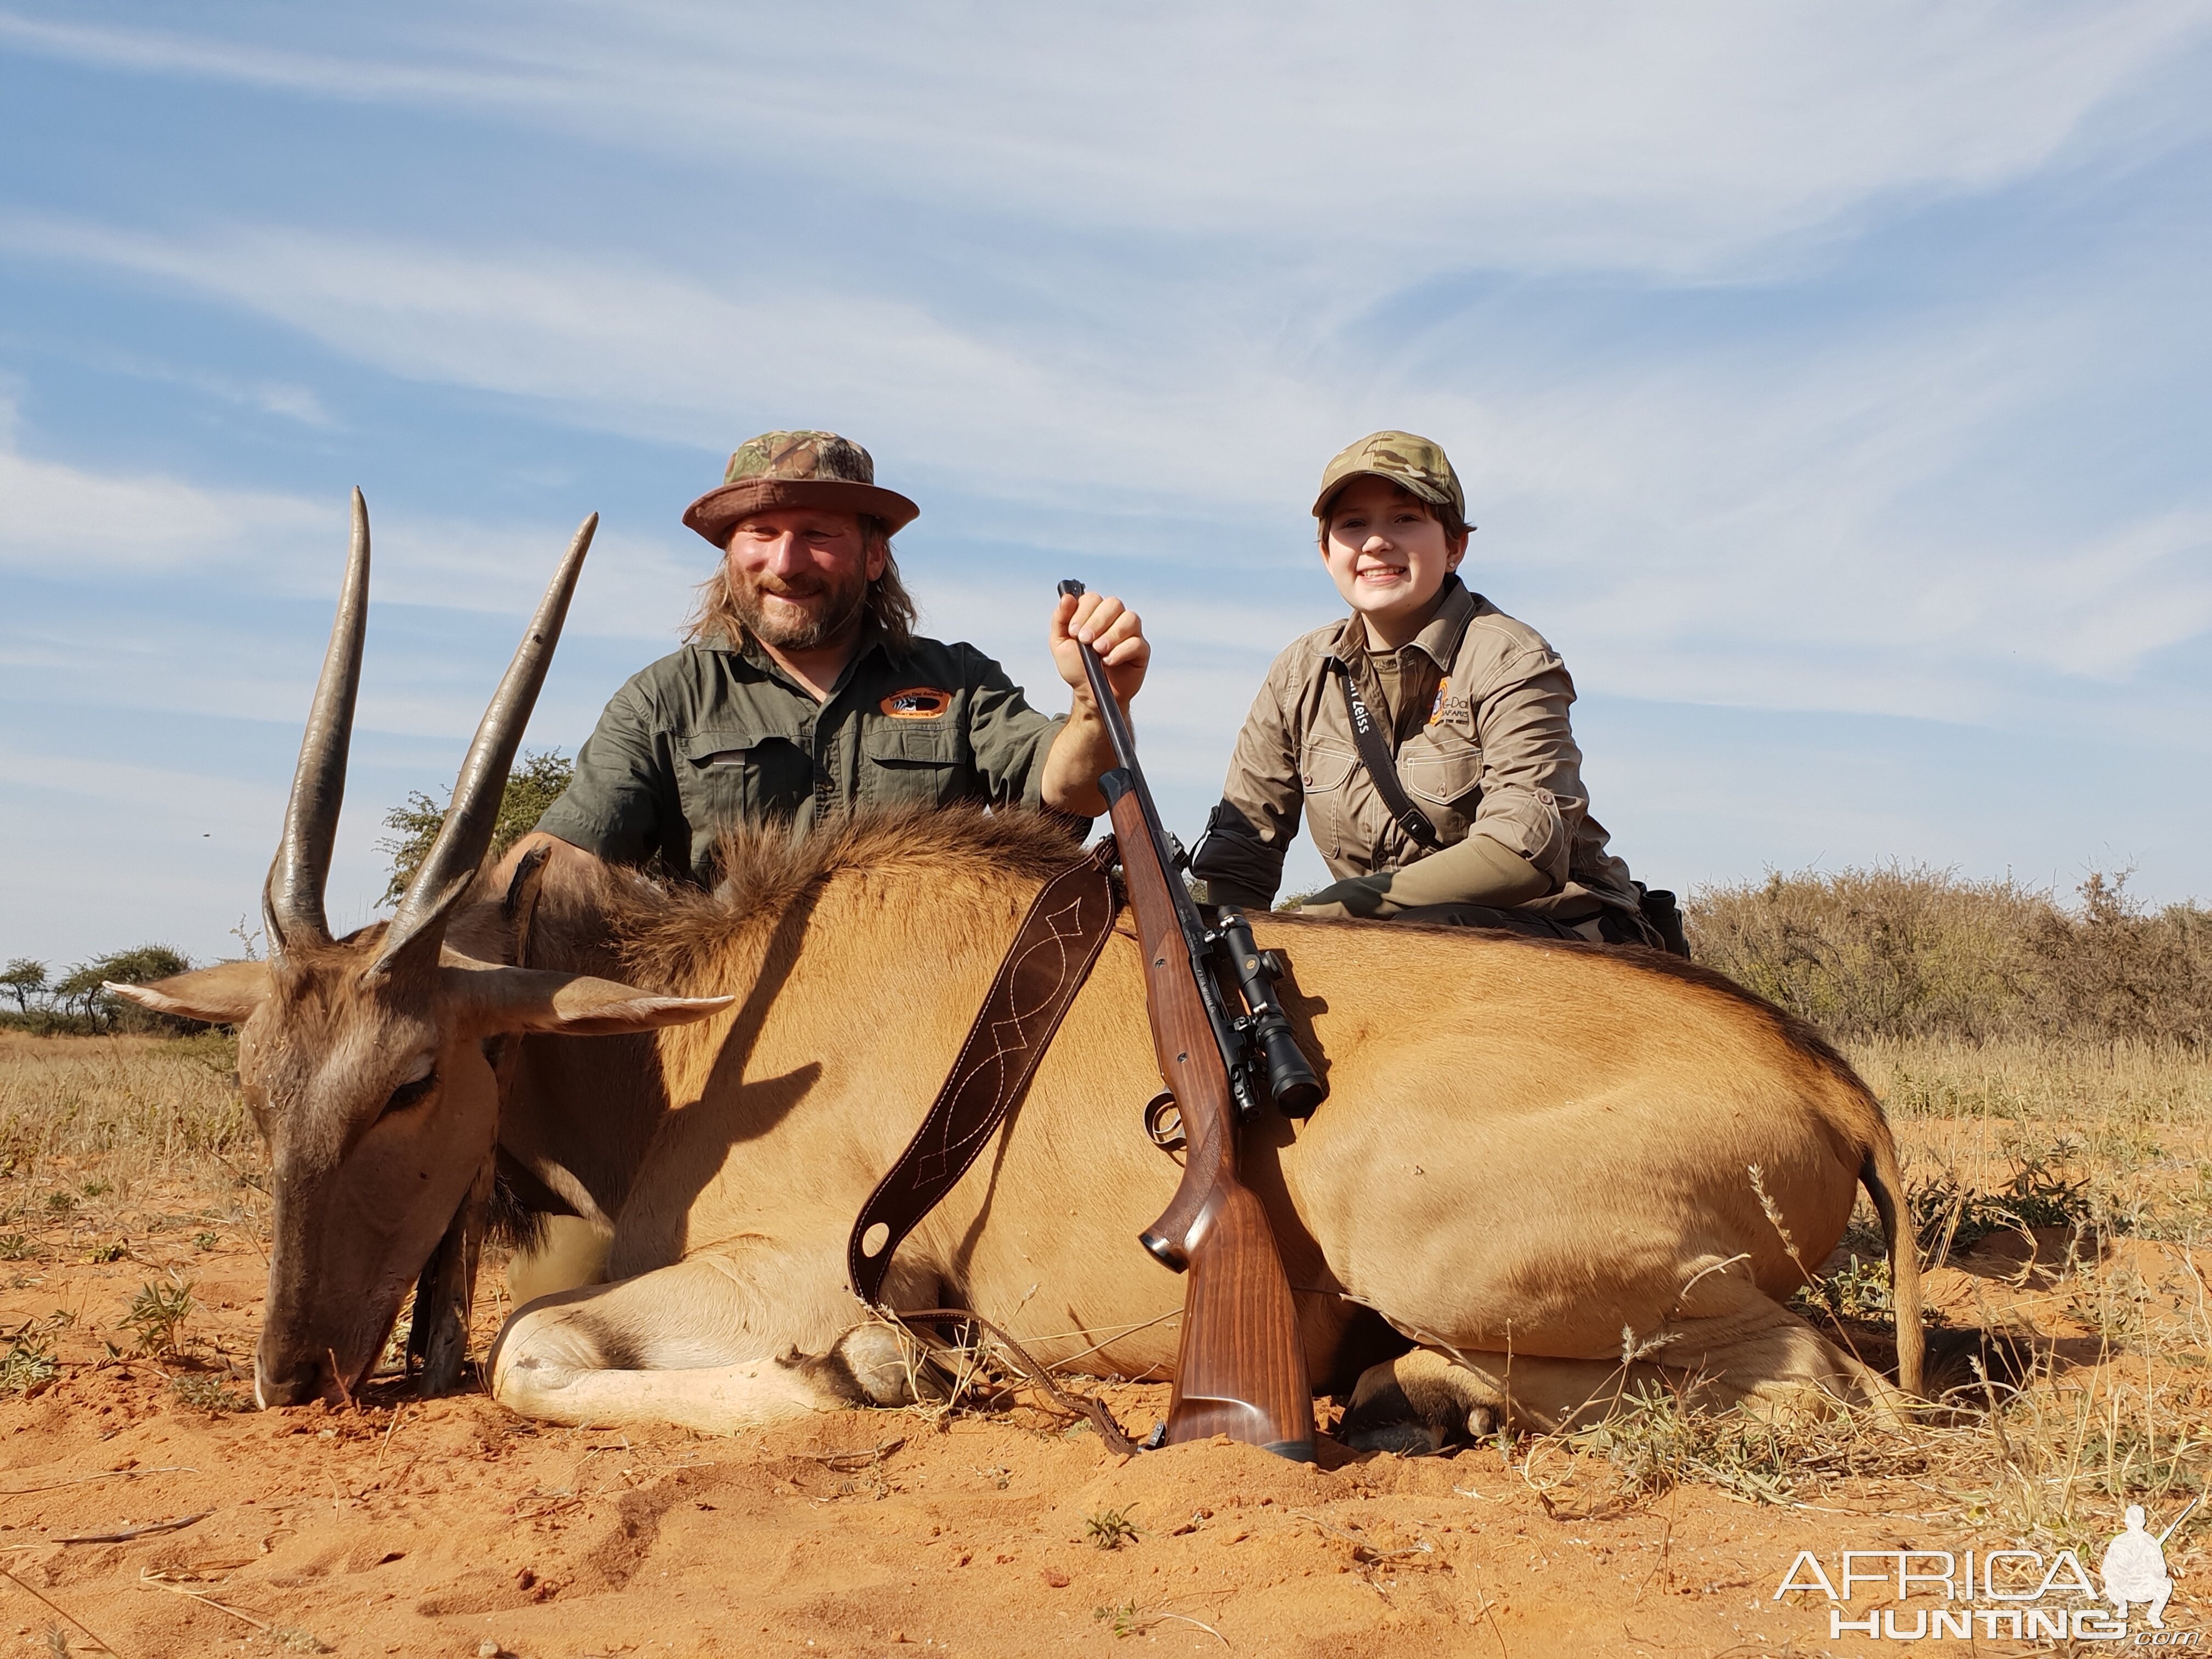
(848, 837, 1122, 1307)
(1325, 657, 1442, 851)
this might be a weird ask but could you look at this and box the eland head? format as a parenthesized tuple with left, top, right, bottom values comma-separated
(112, 492, 730, 1407)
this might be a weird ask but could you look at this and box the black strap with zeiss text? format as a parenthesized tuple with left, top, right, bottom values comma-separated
(1324, 658, 1442, 852)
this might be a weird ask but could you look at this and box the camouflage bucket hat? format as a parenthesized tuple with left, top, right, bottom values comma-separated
(1311, 431, 1468, 529)
(682, 430, 921, 548)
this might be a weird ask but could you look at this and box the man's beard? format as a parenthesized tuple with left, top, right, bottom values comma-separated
(729, 563, 871, 651)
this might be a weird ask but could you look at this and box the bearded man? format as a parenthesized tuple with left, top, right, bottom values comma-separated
(523, 430, 1148, 885)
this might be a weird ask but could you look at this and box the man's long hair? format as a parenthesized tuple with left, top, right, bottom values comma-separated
(681, 516, 918, 654)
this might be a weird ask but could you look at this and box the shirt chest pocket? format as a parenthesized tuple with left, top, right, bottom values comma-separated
(861, 721, 966, 808)
(1396, 729, 1484, 838)
(1299, 738, 1359, 859)
(676, 729, 807, 828)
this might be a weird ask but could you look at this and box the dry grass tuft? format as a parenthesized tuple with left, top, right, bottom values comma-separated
(1690, 866, 2212, 1044)
(0, 1033, 266, 1314)
(0, 1031, 255, 1193)
(1853, 1037, 2212, 1245)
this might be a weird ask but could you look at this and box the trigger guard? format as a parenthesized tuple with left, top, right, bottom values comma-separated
(1143, 1090, 1185, 1150)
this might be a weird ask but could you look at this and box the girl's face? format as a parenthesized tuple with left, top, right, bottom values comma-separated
(1319, 476, 1467, 637)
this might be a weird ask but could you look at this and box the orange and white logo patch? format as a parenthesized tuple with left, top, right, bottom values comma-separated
(880, 687, 951, 719)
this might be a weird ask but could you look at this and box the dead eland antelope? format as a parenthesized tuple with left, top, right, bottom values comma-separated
(112, 494, 732, 1407)
(120, 501, 1925, 1446)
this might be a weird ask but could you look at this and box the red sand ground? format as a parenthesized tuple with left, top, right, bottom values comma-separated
(1, 1180, 2203, 1657)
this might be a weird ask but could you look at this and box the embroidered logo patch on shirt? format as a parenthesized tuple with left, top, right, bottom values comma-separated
(880, 687, 952, 719)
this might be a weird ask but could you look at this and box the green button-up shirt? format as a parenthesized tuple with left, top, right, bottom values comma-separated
(537, 625, 1070, 885)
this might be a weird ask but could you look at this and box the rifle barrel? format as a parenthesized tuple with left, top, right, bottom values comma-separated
(1056, 578, 1141, 775)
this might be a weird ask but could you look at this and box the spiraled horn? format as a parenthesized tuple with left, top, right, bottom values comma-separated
(262, 488, 371, 956)
(372, 514, 597, 981)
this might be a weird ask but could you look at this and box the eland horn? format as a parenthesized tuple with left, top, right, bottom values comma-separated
(373, 513, 598, 980)
(263, 488, 372, 957)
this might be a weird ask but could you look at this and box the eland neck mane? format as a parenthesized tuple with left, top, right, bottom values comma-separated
(591, 805, 1093, 995)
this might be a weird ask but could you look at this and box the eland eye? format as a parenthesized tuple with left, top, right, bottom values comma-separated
(384, 1070, 437, 1114)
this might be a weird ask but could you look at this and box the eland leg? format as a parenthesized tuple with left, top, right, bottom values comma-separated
(408, 1158, 493, 1396)
(1341, 1347, 1667, 1446)
(1342, 1280, 1904, 1450)
(1638, 1271, 1906, 1423)
(505, 1215, 611, 1306)
(488, 1252, 933, 1433)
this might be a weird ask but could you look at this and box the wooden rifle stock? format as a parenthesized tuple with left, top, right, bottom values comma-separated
(1102, 778, 1315, 1459)
(1058, 576, 1313, 1462)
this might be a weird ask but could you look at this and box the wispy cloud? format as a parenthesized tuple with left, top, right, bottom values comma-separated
(0, 9, 529, 106)
(9, 4, 2208, 274)
(0, 213, 1343, 510)
(0, 405, 693, 627)
(531, 2, 2210, 263)
(14, 208, 2203, 731)
(95, 353, 337, 427)
(0, 410, 326, 571)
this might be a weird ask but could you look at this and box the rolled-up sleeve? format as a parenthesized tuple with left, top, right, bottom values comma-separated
(1192, 660, 1303, 909)
(957, 646, 1066, 811)
(1465, 649, 1584, 893)
(533, 678, 676, 867)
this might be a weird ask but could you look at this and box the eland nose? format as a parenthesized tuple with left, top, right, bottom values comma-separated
(253, 1343, 329, 1409)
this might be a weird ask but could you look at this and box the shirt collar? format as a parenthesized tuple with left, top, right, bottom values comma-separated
(1329, 574, 1477, 668)
(706, 617, 893, 705)
(1410, 574, 1477, 666)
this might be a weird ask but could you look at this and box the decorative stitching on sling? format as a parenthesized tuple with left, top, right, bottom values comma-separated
(847, 838, 1122, 1306)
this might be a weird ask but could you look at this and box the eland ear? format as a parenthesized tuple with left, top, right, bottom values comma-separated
(445, 965, 734, 1038)
(106, 961, 272, 1025)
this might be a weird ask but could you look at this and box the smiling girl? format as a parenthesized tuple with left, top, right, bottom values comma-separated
(1190, 430, 1677, 950)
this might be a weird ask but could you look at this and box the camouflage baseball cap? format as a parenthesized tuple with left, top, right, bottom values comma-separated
(682, 430, 921, 548)
(1311, 431, 1467, 529)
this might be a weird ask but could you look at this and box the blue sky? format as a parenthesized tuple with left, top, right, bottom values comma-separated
(3, 3, 2209, 967)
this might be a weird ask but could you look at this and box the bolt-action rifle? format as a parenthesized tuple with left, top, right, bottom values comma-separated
(1059, 579, 1316, 1462)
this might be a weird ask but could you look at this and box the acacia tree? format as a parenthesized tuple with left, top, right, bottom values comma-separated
(54, 947, 195, 1031)
(1, 958, 47, 1015)
(379, 749, 573, 906)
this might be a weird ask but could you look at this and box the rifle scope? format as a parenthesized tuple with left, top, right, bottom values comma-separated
(1218, 911, 1327, 1118)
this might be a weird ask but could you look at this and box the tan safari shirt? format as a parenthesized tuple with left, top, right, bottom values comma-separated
(1191, 576, 1640, 917)
(537, 624, 1071, 885)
